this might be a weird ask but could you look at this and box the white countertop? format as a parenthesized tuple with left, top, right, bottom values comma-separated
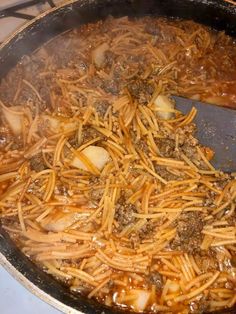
(0, 0, 64, 42)
(0, 266, 62, 313)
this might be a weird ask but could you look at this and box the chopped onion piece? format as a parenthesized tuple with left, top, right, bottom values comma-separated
(1, 102, 24, 135)
(130, 290, 151, 312)
(42, 115, 78, 133)
(71, 145, 110, 171)
(168, 281, 180, 293)
(154, 94, 175, 120)
(41, 212, 86, 232)
(92, 42, 109, 68)
(43, 115, 60, 131)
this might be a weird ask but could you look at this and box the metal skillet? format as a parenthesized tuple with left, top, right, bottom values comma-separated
(0, 1, 236, 314)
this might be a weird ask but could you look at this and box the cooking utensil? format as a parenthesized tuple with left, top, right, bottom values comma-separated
(174, 96, 236, 172)
(0, 1, 236, 314)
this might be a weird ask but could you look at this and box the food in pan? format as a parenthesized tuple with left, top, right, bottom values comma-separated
(0, 17, 236, 313)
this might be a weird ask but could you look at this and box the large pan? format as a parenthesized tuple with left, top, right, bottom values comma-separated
(0, 1, 236, 313)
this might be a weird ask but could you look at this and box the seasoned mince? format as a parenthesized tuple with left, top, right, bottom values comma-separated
(189, 295, 210, 314)
(170, 212, 206, 253)
(0, 16, 236, 314)
(115, 197, 137, 230)
(194, 250, 219, 273)
(154, 164, 180, 181)
(93, 100, 110, 117)
(156, 138, 176, 158)
(29, 154, 46, 172)
(127, 78, 155, 104)
(147, 272, 163, 291)
(81, 125, 105, 144)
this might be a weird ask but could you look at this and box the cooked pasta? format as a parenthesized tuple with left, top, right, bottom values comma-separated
(0, 17, 235, 313)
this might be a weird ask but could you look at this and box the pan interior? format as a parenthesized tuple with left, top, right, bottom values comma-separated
(0, 1, 236, 314)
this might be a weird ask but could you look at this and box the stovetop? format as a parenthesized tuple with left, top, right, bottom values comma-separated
(0, 266, 62, 314)
(0, 2, 65, 314)
(0, 0, 63, 43)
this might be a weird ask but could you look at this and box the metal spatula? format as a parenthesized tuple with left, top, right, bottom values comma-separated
(173, 96, 236, 173)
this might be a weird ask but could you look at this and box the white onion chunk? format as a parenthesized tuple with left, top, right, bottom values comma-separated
(130, 290, 151, 312)
(154, 94, 175, 120)
(1, 102, 24, 135)
(71, 145, 110, 172)
(92, 43, 109, 68)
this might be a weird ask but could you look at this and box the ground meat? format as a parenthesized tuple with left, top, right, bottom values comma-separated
(174, 125, 210, 169)
(176, 125, 198, 148)
(203, 190, 217, 207)
(90, 188, 104, 203)
(138, 220, 157, 240)
(90, 76, 104, 90)
(194, 250, 219, 272)
(10, 140, 23, 150)
(155, 125, 200, 161)
(176, 124, 197, 145)
(91, 75, 121, 95)
(135, 137, 149, 154)
(54, 184, 68, 196)
(115, 197, 137, 230)
(89, 176, 104, 203)
(89, 176, 100, 185)
(127, 78, 154, 104)
(104, 50, 115, 68)
(14, 57, 50, 111)
(103, 79, 120, 95)
(154, 165, 179, 181)
(178, 142, 208, 171)
(0, 126, 23, 151)
(213, 174, 231, 190)
(94, 100, 110, 117)
(156, 138, 176, 158)
(189, 295, 210, 314)
(180, 142, 198, 159)
(170, 212, 205, 253)
(81, 126, 105, 144)
(112, 55, 140, 82)
(147, 272, 163, 290)
(29, 154, 46, 171)
(68, 135, 79, 148)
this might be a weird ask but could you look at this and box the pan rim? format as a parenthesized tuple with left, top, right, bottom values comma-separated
(0, 1, 236, 314)
(0, 0, 79, 51)
(0, 0, 235, 51)
(0, 252, 81, 314)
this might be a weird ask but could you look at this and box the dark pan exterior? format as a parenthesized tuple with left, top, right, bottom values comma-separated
(0, 1, 236, 313)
